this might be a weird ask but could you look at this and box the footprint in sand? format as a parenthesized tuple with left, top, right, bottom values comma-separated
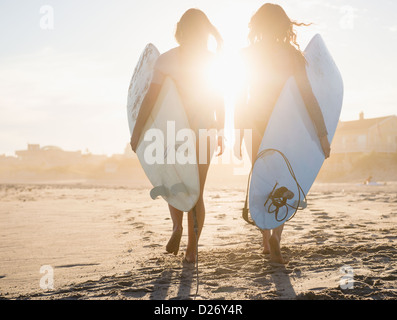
(215, 213, 226, 219)
(126, 217, 135, 225)
(55, 263, 99, 269)
(134, 222, 145, 229)
(143, 243, 162, 248)
(212, 286, 241, 293)
(313, 212, 332, 221)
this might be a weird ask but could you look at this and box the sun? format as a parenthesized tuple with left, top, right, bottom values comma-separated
(205, 47, 247, 147)
(205, 7, 251, 147)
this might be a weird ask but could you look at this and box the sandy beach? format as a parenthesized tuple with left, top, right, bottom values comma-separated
(2, 0, 397, 308)
(0, 177, 396, 300)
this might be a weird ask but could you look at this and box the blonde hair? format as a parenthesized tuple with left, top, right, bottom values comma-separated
(175, 8, 223, 53)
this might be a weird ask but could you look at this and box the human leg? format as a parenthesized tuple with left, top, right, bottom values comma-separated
(184, 135, 213, 263)
(166, 205, 183, 255)
(261, 229, 271, 254)
(269, 224, 288, 264)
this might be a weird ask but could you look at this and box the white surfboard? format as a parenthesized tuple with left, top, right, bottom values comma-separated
(127, 43, 160, 136)
(127, 44, 200, 212)
(248, 34, 344, 230)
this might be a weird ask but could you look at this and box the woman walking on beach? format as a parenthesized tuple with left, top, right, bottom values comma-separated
(234, 3, 330, 264)
(131, 9, 225, 263)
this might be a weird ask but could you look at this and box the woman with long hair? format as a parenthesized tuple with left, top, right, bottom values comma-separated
(235, 3, 330, 264)
(131, 9, 225, 263)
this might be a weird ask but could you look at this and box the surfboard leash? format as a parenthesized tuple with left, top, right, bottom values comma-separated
(242, 148, 307, 226)
(242, 166, 255, 226)
(261, 149, 307, 222)
(192, 205, 199, 300)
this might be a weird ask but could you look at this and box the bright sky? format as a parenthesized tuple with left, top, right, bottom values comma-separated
(1, 0, 396, 156)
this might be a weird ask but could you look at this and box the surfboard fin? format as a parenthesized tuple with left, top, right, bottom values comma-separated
(293, 200, 307, 209)
(170, 182, 188, 196)
(150, 186, 169, 200)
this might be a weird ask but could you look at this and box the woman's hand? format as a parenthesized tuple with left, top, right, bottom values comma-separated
(216, 135, 224, 157)
(233, 141, 243, 160)
(320, 136, 331, 159)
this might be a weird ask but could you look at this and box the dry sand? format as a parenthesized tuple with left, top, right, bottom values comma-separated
(0, 180, 396, 300)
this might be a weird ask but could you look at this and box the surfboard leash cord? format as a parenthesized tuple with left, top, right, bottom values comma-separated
(192, 205, 199, 300)
(242, 148, 307, 226)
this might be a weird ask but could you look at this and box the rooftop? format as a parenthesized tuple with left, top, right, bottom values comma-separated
(337, 113, 396, 134)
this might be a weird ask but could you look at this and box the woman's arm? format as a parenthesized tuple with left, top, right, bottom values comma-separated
(233, 84, 248, 159)
(294, 57, 331, 158)
(214, 95, 226, 157)
(130, 82, 162, 152)
(214, 94, 225, 132)
(130, 56, 167, 153)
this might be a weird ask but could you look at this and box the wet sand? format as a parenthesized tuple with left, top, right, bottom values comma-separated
(0, 181, 396, 300)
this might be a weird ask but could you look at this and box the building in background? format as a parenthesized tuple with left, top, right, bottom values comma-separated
(332, 113, 397, 154)
(15, 144, 82, 167)
(14, 144, 107, 167)
(317, 113, 397, 182)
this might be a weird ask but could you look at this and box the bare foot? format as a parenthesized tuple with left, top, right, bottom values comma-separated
(262, 243, 270, 254)
(184, 244, 198, 263)
(269, 235, 288, 264)
(261, 230, 271, 254)
(166, 228, 182, 255)
(183, 253, 196, 264)
(182, 257, 196, 269)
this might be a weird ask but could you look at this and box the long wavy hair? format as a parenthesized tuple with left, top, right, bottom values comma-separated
(175, 8, 223, 53)
(248, 3, 310, 52)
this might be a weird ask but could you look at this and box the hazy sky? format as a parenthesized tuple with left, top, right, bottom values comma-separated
(1, 0, 396, 156)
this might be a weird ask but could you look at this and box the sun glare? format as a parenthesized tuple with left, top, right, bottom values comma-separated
(205, 6, 251, 148)
(206, 47, 246, 147)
